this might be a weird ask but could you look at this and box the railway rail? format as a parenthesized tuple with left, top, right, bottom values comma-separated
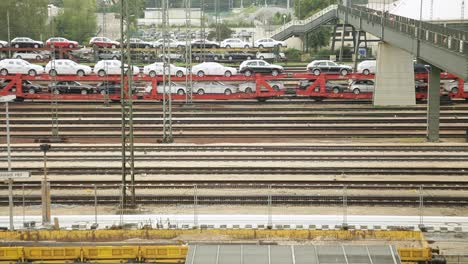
(2, 102, 468, 142)
(1, 194, 466, 207)
(2, 181, 468, 190)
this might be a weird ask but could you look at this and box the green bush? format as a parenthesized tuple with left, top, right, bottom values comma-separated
(284, 48, 303, 61)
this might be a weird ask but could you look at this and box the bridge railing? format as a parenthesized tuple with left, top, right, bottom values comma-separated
(271, 5, 338, 38)
(340, 5, 468, 56)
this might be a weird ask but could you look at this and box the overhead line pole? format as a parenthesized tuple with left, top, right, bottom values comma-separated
(162, 0, 173, 143)
(120, 0, 136, 210)
(185, 0, 193, 103)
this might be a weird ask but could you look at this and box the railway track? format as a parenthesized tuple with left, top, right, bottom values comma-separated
(1, 102, 468, 142)
(3, 181, 468, 190)
(1, 144, 467, 184)
(2, 144, 468, 152)
(2, 194, 467, 206)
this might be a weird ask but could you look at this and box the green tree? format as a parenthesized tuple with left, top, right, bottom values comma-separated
(0, 0, 49, 41)
(294, 0, 338, 19)
(271, 12, 292, 25)
(49, 0, 64, 7)
(307, 26, 331, 52)
(112, 0, 145, 30)
(208, 23, 234, 41)
(54, 0, 97, 43)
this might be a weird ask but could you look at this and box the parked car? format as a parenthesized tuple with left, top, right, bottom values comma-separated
(0, 79, 42, 94)
(256, 52, 286, 61)
(298, 79, 347, 94)
(0, 40, 9, 48)
(155, 81, 187, 95)
(349, 79, 374, 94)
(10, 37, 43, 48)
(158, 53, 184, 61)
(96, 81, 138, 95)
(443, 80, 468, 94)
(192, 51, 221, 61)
(220, 38, 251, 49)
(357, 60, 376, 75)
(46, 37, 79, 48)
(153, 39, 185, 49)
(0, 59, 44, 76)
(129, 38, 153, 49)
(223, 51, 255, 61)
(254, 38, 286, 48)
(239, 60, 284, 76)
(191, 39, 220, 49)
(13, 51, 46, 60)
(307, 60, 353, 76)
(45, 59, 92, 76)
(143, 62, 187, 78)
(94, 60, 139, 76)
(415, 80, 428, 93)
(89, 37, 120, 48)
(192, 62, 237, 77)
(144, 81, 186, 95)
(193, 81, 238, 95)
(48, 81, 95, 95)
(238, 81, 284, 93)
(98, 50, 121, 60)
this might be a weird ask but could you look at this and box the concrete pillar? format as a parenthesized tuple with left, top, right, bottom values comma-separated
(284, 36, 303, 50)
(373, 42, 416, 106)
(427, 65, 441, 142)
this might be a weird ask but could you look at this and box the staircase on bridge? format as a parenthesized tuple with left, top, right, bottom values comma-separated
(271, 4, 468, 80)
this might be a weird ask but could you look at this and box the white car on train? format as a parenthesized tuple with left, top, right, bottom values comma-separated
(143, 62, 187, 77)
(254, 38, 286, 48)
(220, 38, 251, 49)
(193, 81, 238, 95)
(0, 59, 44, 76)
(442, 80, 468, 94)
(94, 60, 139, 76)
(145, 81, 188, 95)
(238, 81, 284, 93)
(45, 59, 92, 76)
(356, 60, 376, 75)
(191, 62, 237, 77)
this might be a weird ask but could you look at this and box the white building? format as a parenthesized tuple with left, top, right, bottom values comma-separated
(138, 8, 202, 26)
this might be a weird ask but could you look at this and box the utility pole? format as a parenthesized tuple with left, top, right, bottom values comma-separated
(161, 0, 173, 143)
(7, 11, 11, 58)
(40, 144, 51, 225)
(461, 0, 465, 22)
(120, 0, 136, 209)
(430, 0, 434, 21)
(185, 0, 193, 103)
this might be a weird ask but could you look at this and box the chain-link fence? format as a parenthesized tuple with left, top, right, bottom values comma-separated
(1, 183, 467, 230)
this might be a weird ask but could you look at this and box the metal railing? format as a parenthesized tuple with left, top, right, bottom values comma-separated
(2, 183, 466, 230)
(271, 5, 338, 37)
(340, 5, 468, 56)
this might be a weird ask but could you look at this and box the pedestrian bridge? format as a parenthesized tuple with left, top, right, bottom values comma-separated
(271, 4, 468, 80)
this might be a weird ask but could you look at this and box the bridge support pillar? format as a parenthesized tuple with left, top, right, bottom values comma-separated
(284, 36, 303, 51)
(427, 64, 441, 142)
(373, 42, 415, 106)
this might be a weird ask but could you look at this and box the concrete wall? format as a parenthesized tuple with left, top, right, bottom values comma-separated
(96, 13, 121, 40)
(140, 8, 202, 26)
(373, 42, 416, 106)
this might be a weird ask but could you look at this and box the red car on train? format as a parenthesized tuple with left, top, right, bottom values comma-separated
(45, 37, 79, 49)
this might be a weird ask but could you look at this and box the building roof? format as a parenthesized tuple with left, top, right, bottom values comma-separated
(186, 245, 402, 264)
